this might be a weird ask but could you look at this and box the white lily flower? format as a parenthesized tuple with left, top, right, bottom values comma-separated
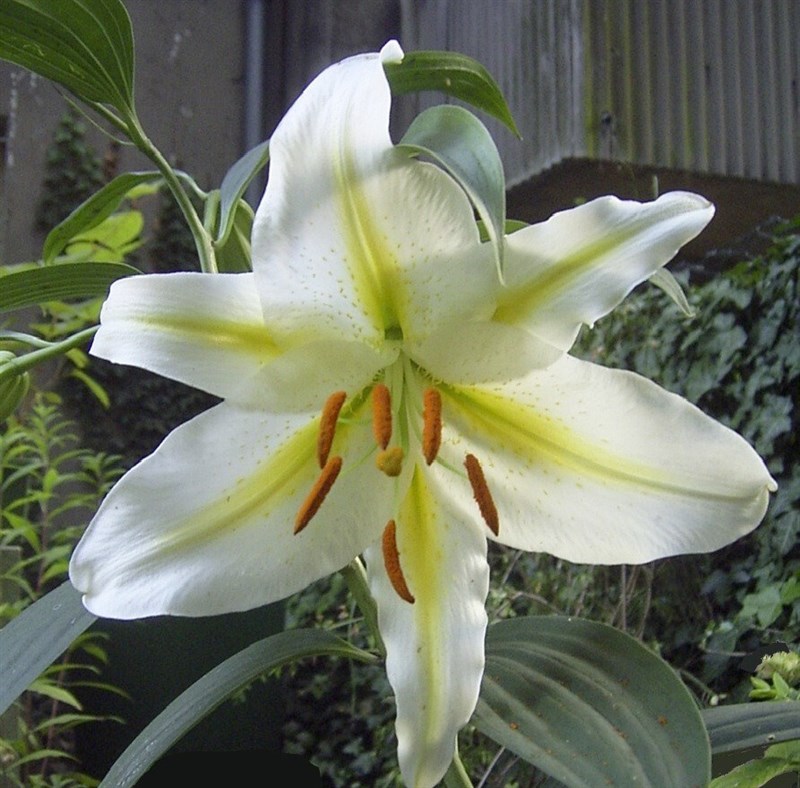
(69, 41, 776, 788)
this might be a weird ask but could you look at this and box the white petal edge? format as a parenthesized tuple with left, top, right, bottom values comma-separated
(366, 466, 489, 788)
(440, 354, 776, 564)
(69, 398, 393, 618)
(91, 272, 278, 403)
(497, 192, 714, 350)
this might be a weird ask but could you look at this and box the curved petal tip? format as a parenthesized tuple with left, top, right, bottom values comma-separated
(381, 39, 404, 64)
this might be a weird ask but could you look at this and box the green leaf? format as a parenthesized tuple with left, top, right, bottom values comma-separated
(475, 616, 710, 787)
(216, 139, 269, 245)
(99, 629, 376, 787)
(709, 753, 800, 788)
(703, 703, 800, 753)
(384, 50, 520, 137)
(767, 740, 800, 761)
(0, 262, 140, 313)
(28, 677, 83, 709)
(398, 105, 506, 281)
(215, 200, 254, 273)
(649, 268, 695, 317)
(44, 172, 161, 264)
(0, 0, 135, 118)
(58, 210, 144, 264)
(0, 581, 96, 716)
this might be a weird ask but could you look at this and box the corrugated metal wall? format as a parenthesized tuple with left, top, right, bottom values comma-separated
(401, 0, 799, 188)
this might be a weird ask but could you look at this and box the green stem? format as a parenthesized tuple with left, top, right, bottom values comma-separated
(340, 558, 385, 658)
(126, 118, 217, 273)
(443, 746, 473, 788)
(0, 327, 98, 383)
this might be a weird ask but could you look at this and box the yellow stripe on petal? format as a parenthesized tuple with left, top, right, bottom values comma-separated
(149, 417, 320, 559)
(335, 149, 405, 334)
(445, 385, 681, 496)
(139, 312, 278, 359)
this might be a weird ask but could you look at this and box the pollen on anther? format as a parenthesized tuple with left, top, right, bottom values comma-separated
(294, 456, 343, 534)
(372, 383, 392, 449)
(382, 520, 415, 603)
(422, 388, 442, 465)
(317, 391, 346, 467)
(464, 454, 499, 536)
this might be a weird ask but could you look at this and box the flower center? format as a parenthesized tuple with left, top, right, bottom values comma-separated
(293, 375, 501, 603)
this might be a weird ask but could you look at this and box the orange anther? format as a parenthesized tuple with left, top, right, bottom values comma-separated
(317, 391, 346, 467)
(422, 388, 442, 465)
(294, 456, 343, 534)
(464, 454, 499, 536)
(382, 520, 415, 603)
(372, 383, 392, 449)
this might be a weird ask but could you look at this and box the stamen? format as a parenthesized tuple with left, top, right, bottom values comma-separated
(317, 391, 346, 467)
(372, 383, 392, 449)
(376, 446, 404, 477)
(382, 520, 415, 603)
(464, 454, 499, 536)
(294, 456, 343, 534)
(422, 388, 442, 465)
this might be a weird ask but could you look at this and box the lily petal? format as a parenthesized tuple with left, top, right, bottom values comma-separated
(366, 466, 489, 788)
(252, 44, 496, 349)
(91, 272, 278, 402)
(442, 354, 776, 564)
(496, 192, 714, 350)
(409, 319, 562, 385)
(70, 397, 392, 618)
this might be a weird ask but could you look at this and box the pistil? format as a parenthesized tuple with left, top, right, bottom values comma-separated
(317, 390, 346, 467)
(382, 519, 415, 603)
(294, 456, 343, 534)
(422, 388, 442, 464)
(464, 454, 499, 535)
(372, 383, 392, 449)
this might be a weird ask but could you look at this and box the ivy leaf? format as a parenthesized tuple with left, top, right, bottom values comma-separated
(0, 0, 136, 119)
(475, 616, 710, 787)
(384, 50, 520, 137)
(398, 105, 506, 280)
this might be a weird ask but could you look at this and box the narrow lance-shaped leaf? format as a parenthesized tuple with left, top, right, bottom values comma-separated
(0, 0, 136, 119)
(649, 268, 695, 317)
(0, 262, 140, 313)
(702, 703, 800, 753)
(475, 616, 711, 787)
(44, 172, 162, 264)
(398, 105, 507, 280)
(0, 581, 97, 716)
(384, 50, 520, 137)
(216, 139, 270, 245)
(215, 200, 254, 273)
(99, 629, 377, 788)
